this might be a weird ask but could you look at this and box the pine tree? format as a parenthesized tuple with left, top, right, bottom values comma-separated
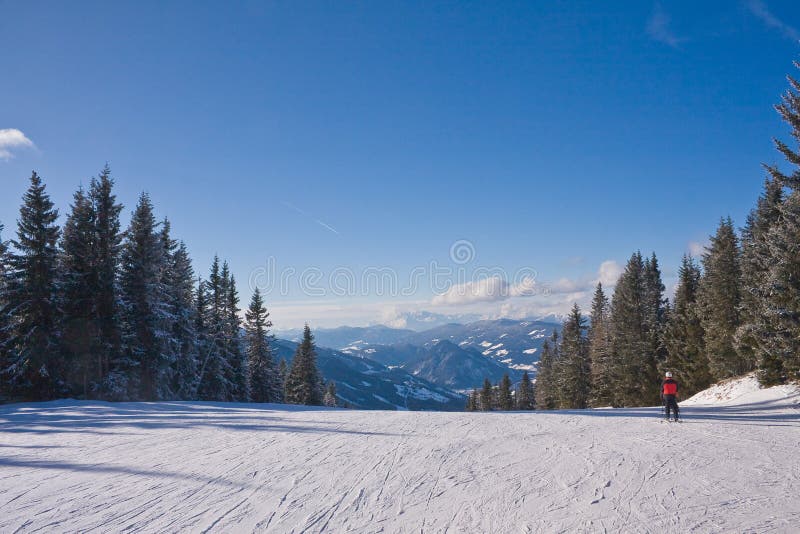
(197, 257, 232, 401)
(59, 187, 98, 397)
(497, 373, 513, 410)
(557, 304, 591, 409)
(0, 222, 11, 400)
(245, 288, 280, 403)
(166, 242, 198, 399)
(479, 377, 493, 411)
(588, 283, 614, 407)
(763, 191, 800, 381)
(534, 338, 557, 410)
(277, 358, 288, 401)
(119, 193, 171, 400)
(466, 388, 479, 411)
(745, 63, 800, 384)
(698, 218, 746, 380)
(90, 166, 124, 395)
(643, 253, 667, 369)
(738, 178, 784, 384)
(516, 371, 534, 410)
(2, 173, 62, 400)
(284, 324, 323, 405)
(609, 252, 657, 406)
(224, 271, 247, 401)
(662, 255, 709, 396)
(323, 381, 337, 407)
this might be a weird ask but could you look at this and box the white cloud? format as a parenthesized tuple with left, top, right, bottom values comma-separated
(0, 129, 35, 160)
(687, 240, 707, 257)
(596, 260, 624, 287)
(646, 3, 685, 48)
(746, 0, 800, 42)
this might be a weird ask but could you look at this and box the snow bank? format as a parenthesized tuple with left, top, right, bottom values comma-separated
(681, 372, 800, 407)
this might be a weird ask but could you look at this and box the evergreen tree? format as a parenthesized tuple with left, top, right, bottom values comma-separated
(737, 178, 784, 384)
(277, 358, 288, 401)
(479, 377, 493, 411)
(284, 324, 323, 405)
(2, 173, 62, 400)
(0, 223, 10, 399)
(245, 288, 280, 403)
(466, 388, 479, 411)
(557, 304, 591, 409)
(197, 257, 232, 400)
(609, 252, 657, 406)
(763, 190, 800, 381)
(698, 218, 746, 379)
(59, 187, 98, 397)
(643, 253, 667, 368)
(745, 65, 800, 384)
(223, 270, 247, 401)
(119, 193, 171, 400)
(516, 371, 534, 410)
(588, 283, 614, 407)
(323, 381, 337, 407)
(534, 338, 557, 410)
(497, 373, 513, 410)
(90, 166, 123, 395)
(662, 255, 709, 396)
(166, 241, 198, 399)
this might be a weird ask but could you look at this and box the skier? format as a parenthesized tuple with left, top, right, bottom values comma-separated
(661, 372, 680, 422)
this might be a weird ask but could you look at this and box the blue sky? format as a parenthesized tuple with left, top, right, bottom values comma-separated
(1, 1, 799, 329)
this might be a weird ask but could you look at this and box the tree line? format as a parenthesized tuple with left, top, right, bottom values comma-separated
(0, 168, 327, 406)
(474, 63, 800, 410)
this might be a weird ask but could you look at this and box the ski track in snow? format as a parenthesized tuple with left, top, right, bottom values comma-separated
(0, 395, 798, 533)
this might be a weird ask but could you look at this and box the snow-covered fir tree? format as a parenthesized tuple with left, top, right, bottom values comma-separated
(737, 178, 784, 384)
(479, 377, 493, 411)
(284, 324, 323, 405)
(197, 257, 233, 401)
(556, 304, 591, 409)
(698, 218, 746, 380)
(662, 255, 709, 396)
(2, 173, 62, 400)
(277, 358, 288, 400)
(588, 283, 614, 407)
(497, 373, 513, 411)
(465, 388, 479, 411)
(59, 186, 98, 397)
(323, 381, 337, 407)
(0, 222, 10, 399)
(118, 193, 171, 401)
(609, 252, 656, 407)
(165, 241, 199, 400)
(534, 336, 557, 410)
(747, 64, 800, 384)
(245, 288, 280, 403)
(516, 371, 534, 410)
(90, 166, 124, 396)
(223, 269, 247, 401)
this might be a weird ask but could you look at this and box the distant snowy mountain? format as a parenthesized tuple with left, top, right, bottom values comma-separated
(272, 339, 464, 411)
(402, 319, 560, 373)
(344, 340, 513, 392)
(299, 318, 562, 391)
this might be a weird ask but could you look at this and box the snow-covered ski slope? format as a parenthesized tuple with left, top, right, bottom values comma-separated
(1, 379, 798, 533)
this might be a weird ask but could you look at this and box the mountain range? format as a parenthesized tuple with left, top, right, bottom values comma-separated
(276, 317, 561, 395)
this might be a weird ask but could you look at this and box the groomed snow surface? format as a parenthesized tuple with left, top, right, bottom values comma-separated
(1, 376, 798, 533)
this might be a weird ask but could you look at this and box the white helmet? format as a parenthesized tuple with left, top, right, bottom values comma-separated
(665, 372, 673, 378)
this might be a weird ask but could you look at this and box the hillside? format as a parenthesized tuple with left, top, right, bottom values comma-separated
(1, 376, 797, 532)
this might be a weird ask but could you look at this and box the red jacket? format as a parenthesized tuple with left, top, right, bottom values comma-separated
(662, 378, 678, 397)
